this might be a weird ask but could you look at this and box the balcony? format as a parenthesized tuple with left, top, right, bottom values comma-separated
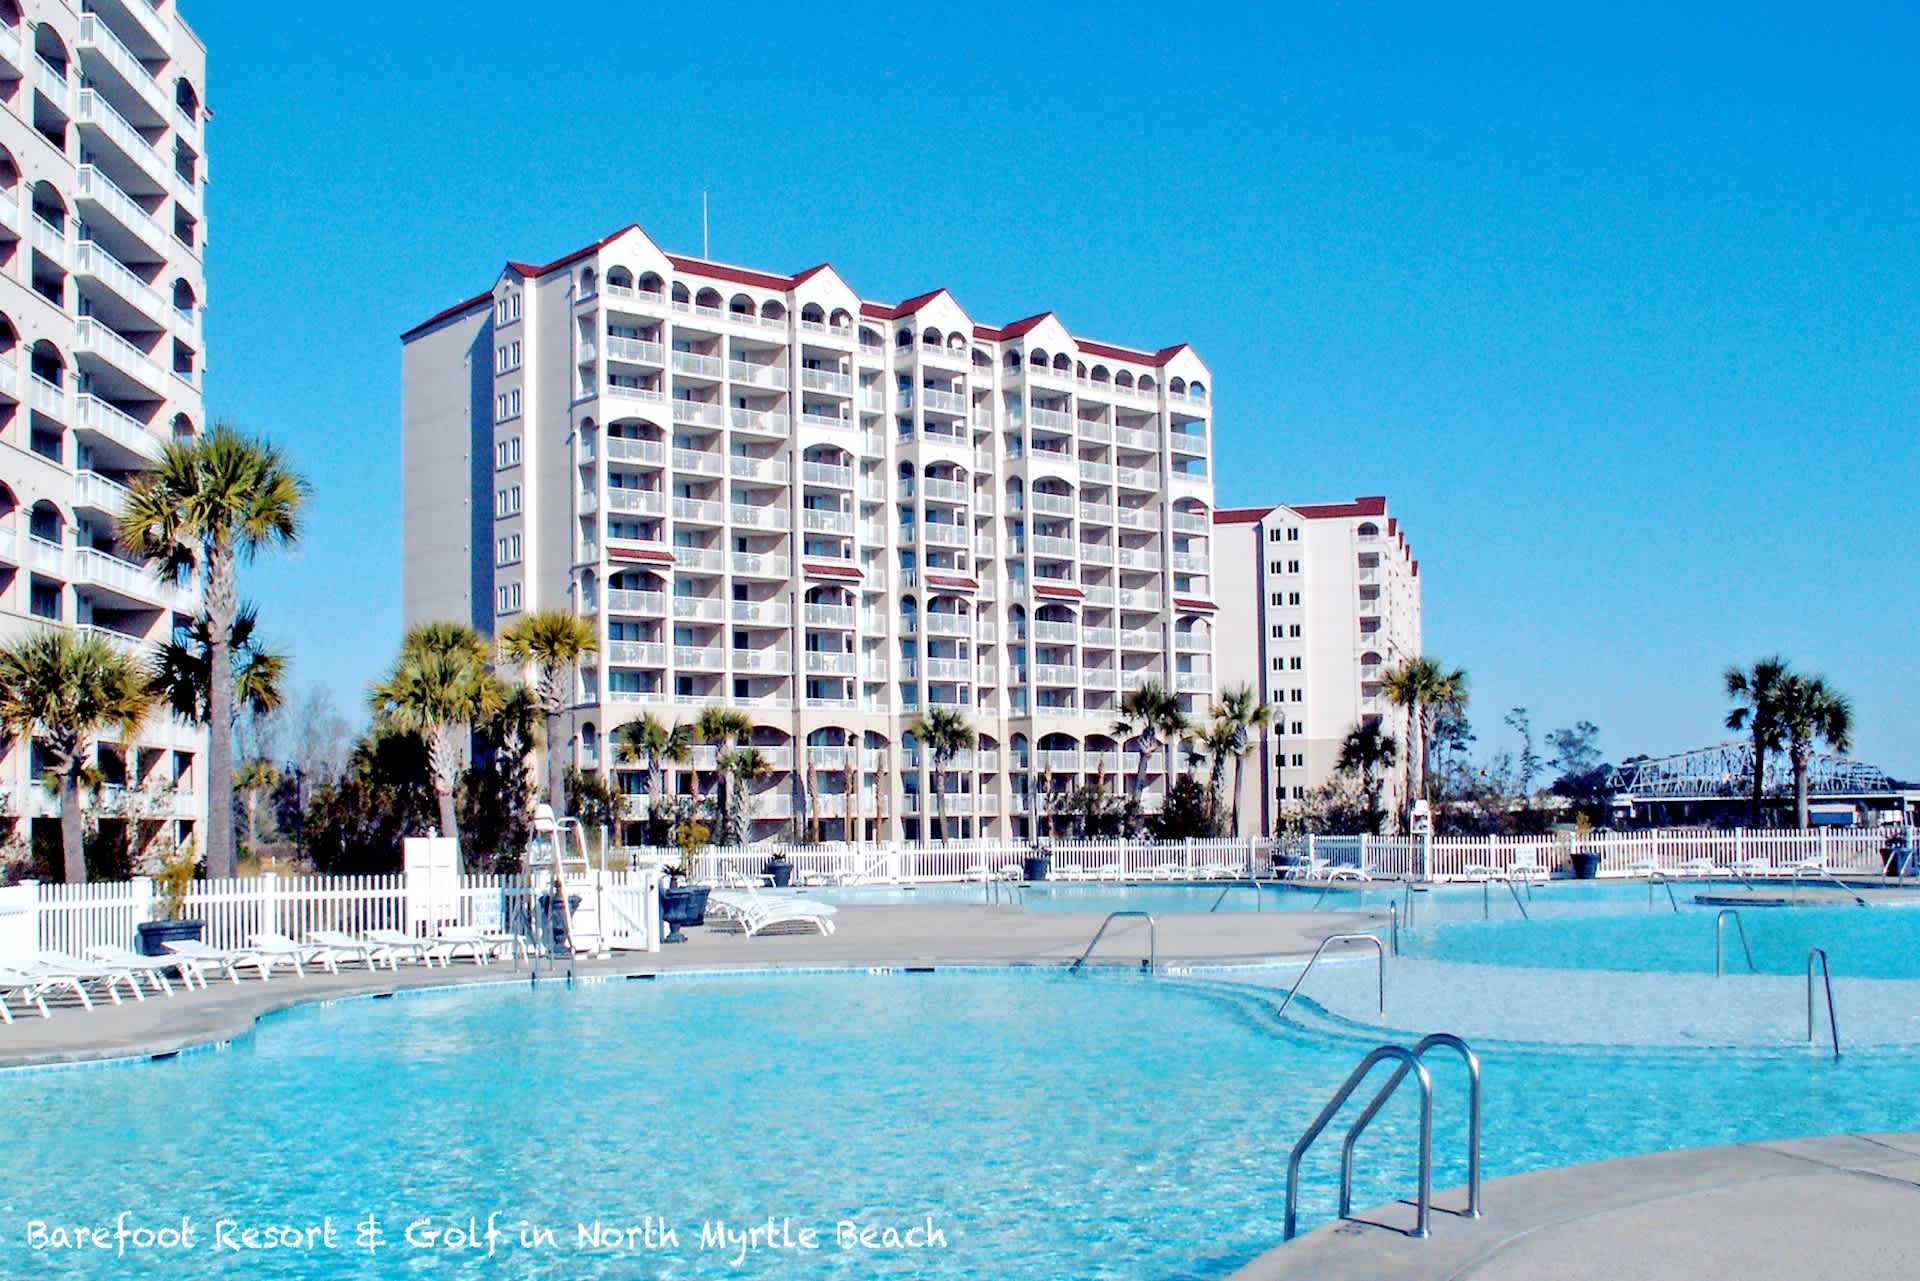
(1031, 534, 1076, 560)
(74, 318, 166, 394)
(1176, 671, 1212, 694)
(606, 589, 666, 615)
(76, 88, 170, 191)
(730, 551, 790, 577)
(919, 387, 966, 415)
(670, 400, 725, 429)
(729, 407, 789, 437)
(78, 14, 171, 122)
(803, 602, 855, 629)
(1170, 430, 1207, 455)
(674, 646, 724, 670)
(1116, 547, 1161, 570)
(1176, 632, 1211, 652)
(30, 212, 68, 270)
(861, 659, 889, 681)
(1033, 664, 1079, 687)
(1038, 749, 1081, 772)
(28, 535, 66, 576)
(73, 392, 162, 463)
(1032, 620, 1076, 644)
(606, 640, 667, 667)
(730, 502, 790, 530)
(1114, 466, 1156, 490)
(75, 546, 193, 611)
(1171, 512, 1210, 534)
(805, 651, 856, 676)
(671, 546, 724, 573)
(799, 368, 852, 395)
(1116, 589, 1163, 612)
(670, 447, 724, 476)
(669, 496, 722, 524)
(731, 648, 791, 674)
(731, 598, 791, 626)
(728, 455, 784, 483)
(671, 350, 723, 379)
(33, 54, 74, 119)
(921, 476, 969, 504)
(605, 488, 665, 516)
(1172, 552, 1209, 574)
(801, 462, 853, 489)
(1119, 628, 1159, 650)
(1030, 406, 1073, 432)
(671, 595, 723, 622)
(605, 336, 664, 365)
(604, 382, 666, 407)
(73, 469, 131, 517)
(923, 523, 968, 548)
(606, 437, 665, 465)
(1079, 419, 1114, 444)
(1114, 425, 1159, 452)
(729, 360, 789, 390)
(1080, 542, 1115, 565)
(801, 508, 853, 535)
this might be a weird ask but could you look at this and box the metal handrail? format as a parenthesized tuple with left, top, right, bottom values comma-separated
(1790, 867, 1869, 908)
(1715, 909, 1755, 976)
(1285, 1045, 1433, 1241)
(1481, 878, 1530, 920)
(1275, 933, 1386, 1020)
(1210, 875, 1265, 913)
(1389, 903, 1399, 957)
(1649, 873, 1680, 914)
(1807, 948, 1840, 1059)
(1069, 910, 1156, 971)
(1341, 1033, 1482, 1224)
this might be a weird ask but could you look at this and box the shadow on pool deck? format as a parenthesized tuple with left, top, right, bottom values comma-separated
(0, 904, 1385, 1069)
(1233, 1132, 1920, 1281)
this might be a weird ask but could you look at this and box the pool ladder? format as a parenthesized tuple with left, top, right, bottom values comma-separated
(1069, 911, 1157, 972)
(1274, 933, 1386, 1020)
(1284, 1033, 1483, 1241)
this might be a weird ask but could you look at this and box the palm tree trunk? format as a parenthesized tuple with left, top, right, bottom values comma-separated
(245, 791, 259, 857)
(1793, 744, 1811, 830)
(59, 765, 85, 884)
(844, 753, 857, 844)
(1751, 726, 1766, 827)
(543, 709, 564, 819)
(1230, 752, 1246, 837)
(204, 549, 238, 878)
(1404, 708, 1424, 833)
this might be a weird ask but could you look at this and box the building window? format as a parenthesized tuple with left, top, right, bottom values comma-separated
(1290, 656, 1303, 670)
(510, 340, 521, 366)
(1288, 560, 1301, 573)
(1290, 689, 1304, 703)
(1269, 528, 1284, 543)
(510, 485, 521, 513)
(1269, 561, 1283, 574)
(1287, 528, 1300, 542)
(1291, 721, 1304, 735)
(1271, 658, 1284, 672)
(1289, 624, 1302, 638)
(1270, 625, 1285, 639)
(1270, 593, 1284, 607)
(1288, 592, 1302, 606)
(1291, 753, 1305, 768)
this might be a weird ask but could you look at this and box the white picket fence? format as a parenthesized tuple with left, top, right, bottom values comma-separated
(611, 837, 1280, 886)
(1312, 828, 1891, 880)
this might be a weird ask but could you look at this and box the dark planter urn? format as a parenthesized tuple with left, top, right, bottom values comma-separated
(659, 885, 711, 944)
(1571, 852, 1602, 880)
(136, 918, 204, 957)
(764, 861, 794, 888)
(1022, 854, 1052, 882)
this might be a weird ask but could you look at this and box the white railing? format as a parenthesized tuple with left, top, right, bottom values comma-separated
(729, 360, 789, 389)
(606, 437, 665, 464)
(606, 336, 664, 364)
(75, 317, 165, 389)
(606, 589, 666, 614)
(671, 400, 725, 428)
(77, 89, 169, 189)
(800, 368, 852, 394)
(729, 502, 790, 530)
(730, 407, 789, 435)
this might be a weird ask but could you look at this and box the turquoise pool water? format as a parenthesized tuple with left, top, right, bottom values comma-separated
(8, 970, 1920, 1280)
(790, 880, 1402, 914)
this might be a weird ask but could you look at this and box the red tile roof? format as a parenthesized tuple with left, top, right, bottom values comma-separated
(1293, 496, 1388, 521)
(1213, 507, 1276, 525)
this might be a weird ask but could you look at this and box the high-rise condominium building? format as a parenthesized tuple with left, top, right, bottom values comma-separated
(402, 224, 1218, 842)
(1213, 498, 1421, 835)
(0, 2, 210, 856)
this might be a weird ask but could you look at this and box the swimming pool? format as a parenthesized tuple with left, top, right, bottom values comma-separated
(10, 967, 1920, 1280)
(785, 880, 1402, 914)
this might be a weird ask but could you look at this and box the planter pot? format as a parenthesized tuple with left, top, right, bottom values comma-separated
(764, 861, 793, 888)
(136, 918, 204, 957)
(659, 885, 711, 944)
(1571, 852, 1602, 880)
(1022, 854, 1052, 882)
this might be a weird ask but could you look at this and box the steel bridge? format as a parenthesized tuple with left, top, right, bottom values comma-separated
(1608, 742, 1896, 800)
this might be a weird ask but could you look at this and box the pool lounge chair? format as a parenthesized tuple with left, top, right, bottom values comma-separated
(247, 932, 336, 977)
(361, 929, 443, 969)
(1785, 854, 1829, 879)
(706, 891, 836, 937)
(87, 944, 205, 992)
(430, 926, 525, 966)
(1510, 847, 1548, 883)
(306, 930, 396, 971)
(31, 952, 146, 1004)
(164, 939, 277, 983)
(0, 964, 69, 1019)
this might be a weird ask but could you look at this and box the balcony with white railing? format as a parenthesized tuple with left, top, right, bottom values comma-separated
(1078, 461, 1115, 485)
(918, 387, 966, 415)
(729, 360, 789, 389)
(1030, 406, 1073, 432)
(33, 54, 74, 118)
(729, 455, 784, 483)
(801, 462, 853, 489)
(1030, 492, 1073, 518)
(731, 551, 791, 577)
(923, 523, 968, 548)
(605, 336, 664, 365)
(1171, 552, 1209, 574)
(28, 535, 66, 575)
(1119, 628, 1160, 650)
(729, 407, 789, 437)
(805, 651, 857, 676)
(1033, 664, 1080, 687)
(1116, 589, 1164, 612)
(802, 508, 853, 535)
(1176, 671, 1212, 694)
(671, 496, 723, 524)
(1114, 465, 1156, 490)
(73, 469, 131, 517)
(1116, 546, 1162, 570)
(78, 14, 171, 122)
(1176, 632, 1212, 652)
(75, 545, 193, 610)
(1169, 429, 1208, 455)
(922, 657, 970, 682)
(675, 645, 725, 670)
(0, 22, 20, 79)
(671, 447, 724, 476)
(671, 546, 725, 573)
(731, 648, 792, 674)
(1082, 626, 1117, 648)
(606, 640, 668, 667)
(1080, 542, 1116, 565)
(671, 350, 723, 379)
(671, 595, 724, 622)
(730, 502, 791, 530)
(30, 212, 68, 269)
(923, 612, 971, 637)
(1171, 512, 1210, 534)
(799, 368, 852, 395)
(671, 399, 725, 428)
(604, 381, 666, 406)
(603, 489, 663, 517)
(1078, 419, 1114, 443)
(606, 437, 666, 465)
(76, 88, 170, 191)
(606, 589, 666, 615)
(1030, 534, 1077, 560)
(74, 317, 165, 393)
(72, 392, 163, 462)
(731, 598, 792, 626)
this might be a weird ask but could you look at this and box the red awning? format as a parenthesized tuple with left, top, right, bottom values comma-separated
(1173, 597, 1217, 612)
(1033, 582, 1085, 600)
(608, 544, 675, 565)
(804, 562, 864, 580)
(926, 574, 978, 591)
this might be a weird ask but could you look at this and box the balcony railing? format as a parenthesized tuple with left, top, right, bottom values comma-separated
(606, 437, 665, 464)
(674, 646, 724, 670)
(671, 350, 723, 378)
(671, 400, 724, 428)
(672, 595, 723, 621)
(671, 447, 724, 475)
(78, 15, 171, 121)
(605, 336, 664, 365)
(605, 488, 664, 515)
(730, 551, 791, 577)
(728, 360, 789, 389)
(805, 651, 856, 676)
(801, 462, 852, 489)
(801, 508, 853, 535)
(731, 599, 792, 626)
(728, 455, 783, 482)
(671, 546, 724, 573)
(799, 368, 851, 395)
(76, 89, 169, 190)
(74, 318, 164, 390)
(606, 589, 666, 614)
(731, 648, 791, 674)
(606, 640, 667, 667)
(729, 407, 789, 436)
(730, 502, 790, 530)
(604, 382, 666, 406)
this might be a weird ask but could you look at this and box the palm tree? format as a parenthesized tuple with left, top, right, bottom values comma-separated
(1114, 681, 1185, 806)
(148, 602, 286, 727)
(1725, 656, 1790, 827)
(1382, 657, 1468, 832)
(498, 610, 597, 821)
(0, 631, 155, 882)
(1773, 674, 1853, 830)
(235, 757, 279, 860)
(1210, 685, 1272, 835)
(119, 426, 307, 875)
(911, 707, 976, 841)
(718, 745, 770, 844)
(695, 707, 753, 841)
(1336, 722, 1400, 834)
(369, 622, 505, 851)
(1193, 716, 1242, 829)
(118, 426, 307, 877)
(615, 714, 692, 844)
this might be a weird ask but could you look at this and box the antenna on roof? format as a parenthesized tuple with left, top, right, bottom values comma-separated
(702, 192, 709, 259)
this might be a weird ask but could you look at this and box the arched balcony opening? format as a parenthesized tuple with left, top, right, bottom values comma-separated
(579, 267, 597, 296)
(32, 22, 67, 74)
(1028, 348, 1048, 367)
(1051, 353, 1071, 373)
(1357, 522, 1380, 537)
(173, 76, 200, 123)
(760, 299, 785, 322)
(800, 302, 826, 326)
(945, 331, 966, 352)
(671, 282, 691, 305)
(828, 308, 852, 332)
(694, 287, 723, 310)
(170, 412, 195, 441)
(1169, 377, 1187, 396)
(28, 498, 63, 543)
(920, 326, 941, 349)
(605, 266, 633, 291)
(1075, 361, 1087, 379)
(1115, 371, 1134, 389)
(1090, 364, 1110, 384)
(30, 180, 65, 230)
(637, 272, 664, 298)
(1189, 381, 1207, 401)
(1138, 375, 1156, 393)
(727, 293, 755, 317)
(895, 327, 913, 349)
(28, 338, 63, 385)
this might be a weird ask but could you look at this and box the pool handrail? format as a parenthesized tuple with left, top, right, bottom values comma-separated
(1807, 947, 1840, 1059)
(1340, 1032, 1482, 1224)
(1648, 873, 1681, 914)
(1715, 908, 1756, 976)
(1481, 877, 1530, 921)
(1210, 874, 1265, 913)
(1275, 933, 1385, 1021)
(1068, 910, 1156, 972)
(1285, 1044, 1433, 1241)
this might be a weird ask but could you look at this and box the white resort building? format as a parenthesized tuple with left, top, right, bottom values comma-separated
(1213, 498, 1421, 836)
(0, 1, 210, 859)
(401, 223, 1218, 842)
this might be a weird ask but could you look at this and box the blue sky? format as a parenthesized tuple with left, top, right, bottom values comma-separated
(189, 0, 1918, 776)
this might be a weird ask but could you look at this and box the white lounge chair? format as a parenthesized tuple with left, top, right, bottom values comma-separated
(1510, 847, 1548, 883)
(164, 939, 275, 983)
(87, 944, 204, 992)
(32, 952, 145, 1004)
(1786, 854, 1829, 878)
(707, 891, 835, 937)
(1197, 862, 1238, 880)
(304, 931, 395, 970)
(247, 932, 333, 977)
(0, 964, 66, 1020)
(431, 926, 524, 965)
(361, 929, 443, 968)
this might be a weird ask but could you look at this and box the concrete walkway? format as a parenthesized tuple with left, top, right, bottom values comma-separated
(1233, 1132, 1920, 1281)
(0, 903, 1383, 1069)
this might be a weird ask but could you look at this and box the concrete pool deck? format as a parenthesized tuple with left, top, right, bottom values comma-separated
(1235, 1131, 1920, 1281)
(0, 903, 1386, 1069)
